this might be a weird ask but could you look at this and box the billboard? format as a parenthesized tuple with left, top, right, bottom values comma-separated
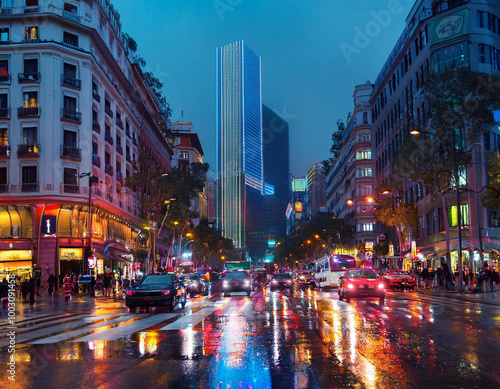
(292, 178, 306, 192)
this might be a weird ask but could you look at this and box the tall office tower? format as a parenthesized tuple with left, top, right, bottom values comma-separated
(262, 105, 289, 241)
(306, 162, 326, 219)
(216, 41, 263, 259)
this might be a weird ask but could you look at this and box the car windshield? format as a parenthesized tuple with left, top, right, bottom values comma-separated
(188, 274, 200, 281)
(138, 275, 173, 286)
(225, 271, 250, 279)
(348, 270, 377, 279)
(273, 273, 292, 280)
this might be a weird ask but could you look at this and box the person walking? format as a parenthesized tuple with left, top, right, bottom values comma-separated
(28, 277, 36, 305)
(21, 278, 29, 302)
(103, 271, 111, 298)
(47, 273, 55, 297)
(420, 267, 430, 289)
(89, 275, 96, 298)
(63, 274, 72, 301)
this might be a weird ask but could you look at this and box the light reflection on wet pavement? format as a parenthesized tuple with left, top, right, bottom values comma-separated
(1, 288, 500, 389)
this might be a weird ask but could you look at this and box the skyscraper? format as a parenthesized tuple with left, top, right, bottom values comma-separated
(216, 41, 263, 255)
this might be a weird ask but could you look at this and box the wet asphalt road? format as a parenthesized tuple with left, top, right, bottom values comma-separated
(1, 286, 500, 389)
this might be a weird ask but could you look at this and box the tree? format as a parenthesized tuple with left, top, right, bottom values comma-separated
(390, 68, 500, 268)
(483, 152, 500, 210)
(322, 120, 345, 173)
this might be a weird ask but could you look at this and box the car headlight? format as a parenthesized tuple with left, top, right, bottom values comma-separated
(287, 280, 292, 284)
(162, 290, 171, 295)
(347, 284, 354, 289)
(378, 284, 385, 289)
(244, 280, 250, 286)
(222, 281, 228, 287)
(272, 280, 278, 284)
(300, 276, 305, 279)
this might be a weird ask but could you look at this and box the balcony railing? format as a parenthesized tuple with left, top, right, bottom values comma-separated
(21, 183, 39, 193)
(18, 106, 40, 117)
(116, 117, 124, 129)
(104, 133, 114, 145)
(61, 145, 81, 160)
(23, 7, 40, 13)
(62, 11, 81, 23)
(0, 144, 10, 156)
(0, 9, 13, 15)
(0, 74, 10, 83)
(116, 144, 123, 154)
(0, 108, 10, 118)
(61, 108, 82, 123)
(92, 121, 101, 133)
(104, 105, 113, 117)
(63, 37, 79, 48)
(61, 75, 81, 89)
(18, 73, 40, 83)
(105, 164, 114, 176)
(62, 184, 80, 194)
(0, 184, 8, 193)
(92, 154, 101, 167)
(17, 143, 40, 156)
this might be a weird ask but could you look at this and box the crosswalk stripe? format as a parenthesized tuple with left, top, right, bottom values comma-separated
(75, 313, 178, 341)
(159, 303, 226, 331)
(29, 314, 140, 344)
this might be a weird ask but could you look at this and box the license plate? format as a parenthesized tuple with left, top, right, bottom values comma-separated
(143, 297, 152, 300)
(358, 285, 365, 289)
(368, 285, 375, 289)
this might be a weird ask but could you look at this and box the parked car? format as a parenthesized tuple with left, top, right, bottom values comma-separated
(126, 273, 187, 312)
(296, 269, 317, 288)
(222, 271, 252, 296)
(338, 268, 385, 304)
(381, 269, 416, 291)
(270, 273, 294, 292)
(179, 273, 209, 297)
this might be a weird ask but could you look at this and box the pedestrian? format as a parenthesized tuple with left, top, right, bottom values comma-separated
(420, 267, 430, 289)
(103, 271, 111, 298)
(47, 273, 55, 297)
(89, 275, 96, 298)
(442, 263, 454, 291)
(63, 273, 72, 301)
(111, 273, 116, 297)
(28, 277, 36, 305)
(429, 268, 436, 290)
(73, 273, 79, 295)
(21, 278, 29, 302)
(437, 267, 444, 288)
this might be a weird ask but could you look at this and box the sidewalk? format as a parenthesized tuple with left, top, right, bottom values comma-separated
(416, 287, 500, 306)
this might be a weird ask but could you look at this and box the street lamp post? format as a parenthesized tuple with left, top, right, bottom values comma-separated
(411, 129, 464, 293)
(79, 172, 92, 275)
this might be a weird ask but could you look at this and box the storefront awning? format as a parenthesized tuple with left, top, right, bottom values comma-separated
(105, 242, 130, 253)
(426, 252, 437, 259)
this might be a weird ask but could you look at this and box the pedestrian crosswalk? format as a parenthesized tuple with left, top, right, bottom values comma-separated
(0, 297, 235, 346)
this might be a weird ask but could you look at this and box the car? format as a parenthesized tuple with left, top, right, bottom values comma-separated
(179, 273, 209, 297)
(126, 273, 187, 312)
(381, 269, 416, 291)
(338, 268, 385, 304)
(251, 270, 267, 290)
(222, 271, 252, 296)
(296, 270, 317, 288)
(270, 273, 294, 292)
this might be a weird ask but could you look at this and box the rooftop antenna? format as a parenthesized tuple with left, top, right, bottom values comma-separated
(181, 108, 184, 123)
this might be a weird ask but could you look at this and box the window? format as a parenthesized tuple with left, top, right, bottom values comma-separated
(92, 110, 98, 127)
(63, 63, 77, 79)
(362, 112, 368, 124)
(434, 42, 469, 72)
(92, 80, 98, 96)
(92, 141, 98, 155)
(63, 130, 77, 147)
(0, 59, 7, 74)
(356, 149, 371, 160)
(23, 91, 37, 107)
(0, 128, 6, 145)
(358, 185, 372, 197)
(25, 26, 38, 41)
(23, 58, 37, 73)
(63, 2, 77, 14)
(479, 44, 486, 63)
(0, 27, 8, 42)
(357, 167, 372, 178)
(447, 204, 470, 228)
(26, 0, 38, 6)
(0, 166, 6, 192)
(22, 127, 36, 144)
(63, 31, 78, 47)
(179, 151, 189, 159)
(63, 96, 77, 112)
(0, 93, 7, 108)
(358, 222, 374, 232)
(0, 0, 14, 8)
(22, 166, 37, 183)
(491, 46, 500, 70)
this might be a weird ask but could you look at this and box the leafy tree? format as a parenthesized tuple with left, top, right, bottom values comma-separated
(124, 33, 138, 53)
(483, 152, 500, 210)
(322, 120, 345, 173)
(390, 68, 500, 268)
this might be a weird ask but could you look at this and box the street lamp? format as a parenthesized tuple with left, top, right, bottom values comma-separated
(411, 129, 464, 293)
(79, 172, 92, 275)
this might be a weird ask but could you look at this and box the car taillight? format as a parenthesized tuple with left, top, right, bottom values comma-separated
(272, 280, 278, 284)
(347, 284, 354, 289)
(378, 283, 385, 289)
(162, 290, 171, 295)
(126, 290, 135, 296)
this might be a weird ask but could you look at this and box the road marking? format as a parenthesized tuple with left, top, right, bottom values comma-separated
(160, 303, 226, 330)
(75, 313, 178, 341)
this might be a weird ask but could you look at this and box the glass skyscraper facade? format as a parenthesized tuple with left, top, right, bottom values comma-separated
(216, 41, 263, 250)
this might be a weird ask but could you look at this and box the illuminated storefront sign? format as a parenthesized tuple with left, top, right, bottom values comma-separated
(294, 201, 303, 213)
(60, 247, 83, 261)
(293, 178, 306, 192)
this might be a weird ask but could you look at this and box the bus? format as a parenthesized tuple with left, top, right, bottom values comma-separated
(224, 261, 251, 272)
(313, 254, 356, 288)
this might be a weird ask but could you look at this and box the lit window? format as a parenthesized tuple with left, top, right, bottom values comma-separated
(0, 27, 9, 42)
(63, 2, 77, 14)
(25, 26, 38, 40)
(23, 91, 37, 107)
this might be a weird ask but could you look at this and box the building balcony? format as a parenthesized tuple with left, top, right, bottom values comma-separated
(92, 121, 101, 133)
(61, 74, 81, 89)
(18, 106, 40, 117)
(125, 128, 131, 138)
(18, 73, 40, 83)
(61, 145, 81, 160)
(116, 144, 123, 154)
(62, 11, 81, 23)
(116, 171, 123, 182)
(105, 164, 114, 176)
(0, 144, 10, 157)
(0, 184, 8, 193)
(126, 153, 132, 162)
(0, 8, 13, 15)
(116, 118, 124, 129)
(104, 132, 114, 145)
(63, 37, 79, 49)
(61, 108, 81, 123)
(132, 137, 138, 145)
(105, 106, 113, 117)
(0, 74, 10, 83)
(17, 143, 40, 157)
(92, 154, 101, 167)
(23, 6, 40, 13)
(0, 108, 10, 118)
(62, 184, 80, 194)
(21, 183, 39, 193)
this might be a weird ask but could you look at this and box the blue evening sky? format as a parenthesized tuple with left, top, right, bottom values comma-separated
(115, 0, 415, 176)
